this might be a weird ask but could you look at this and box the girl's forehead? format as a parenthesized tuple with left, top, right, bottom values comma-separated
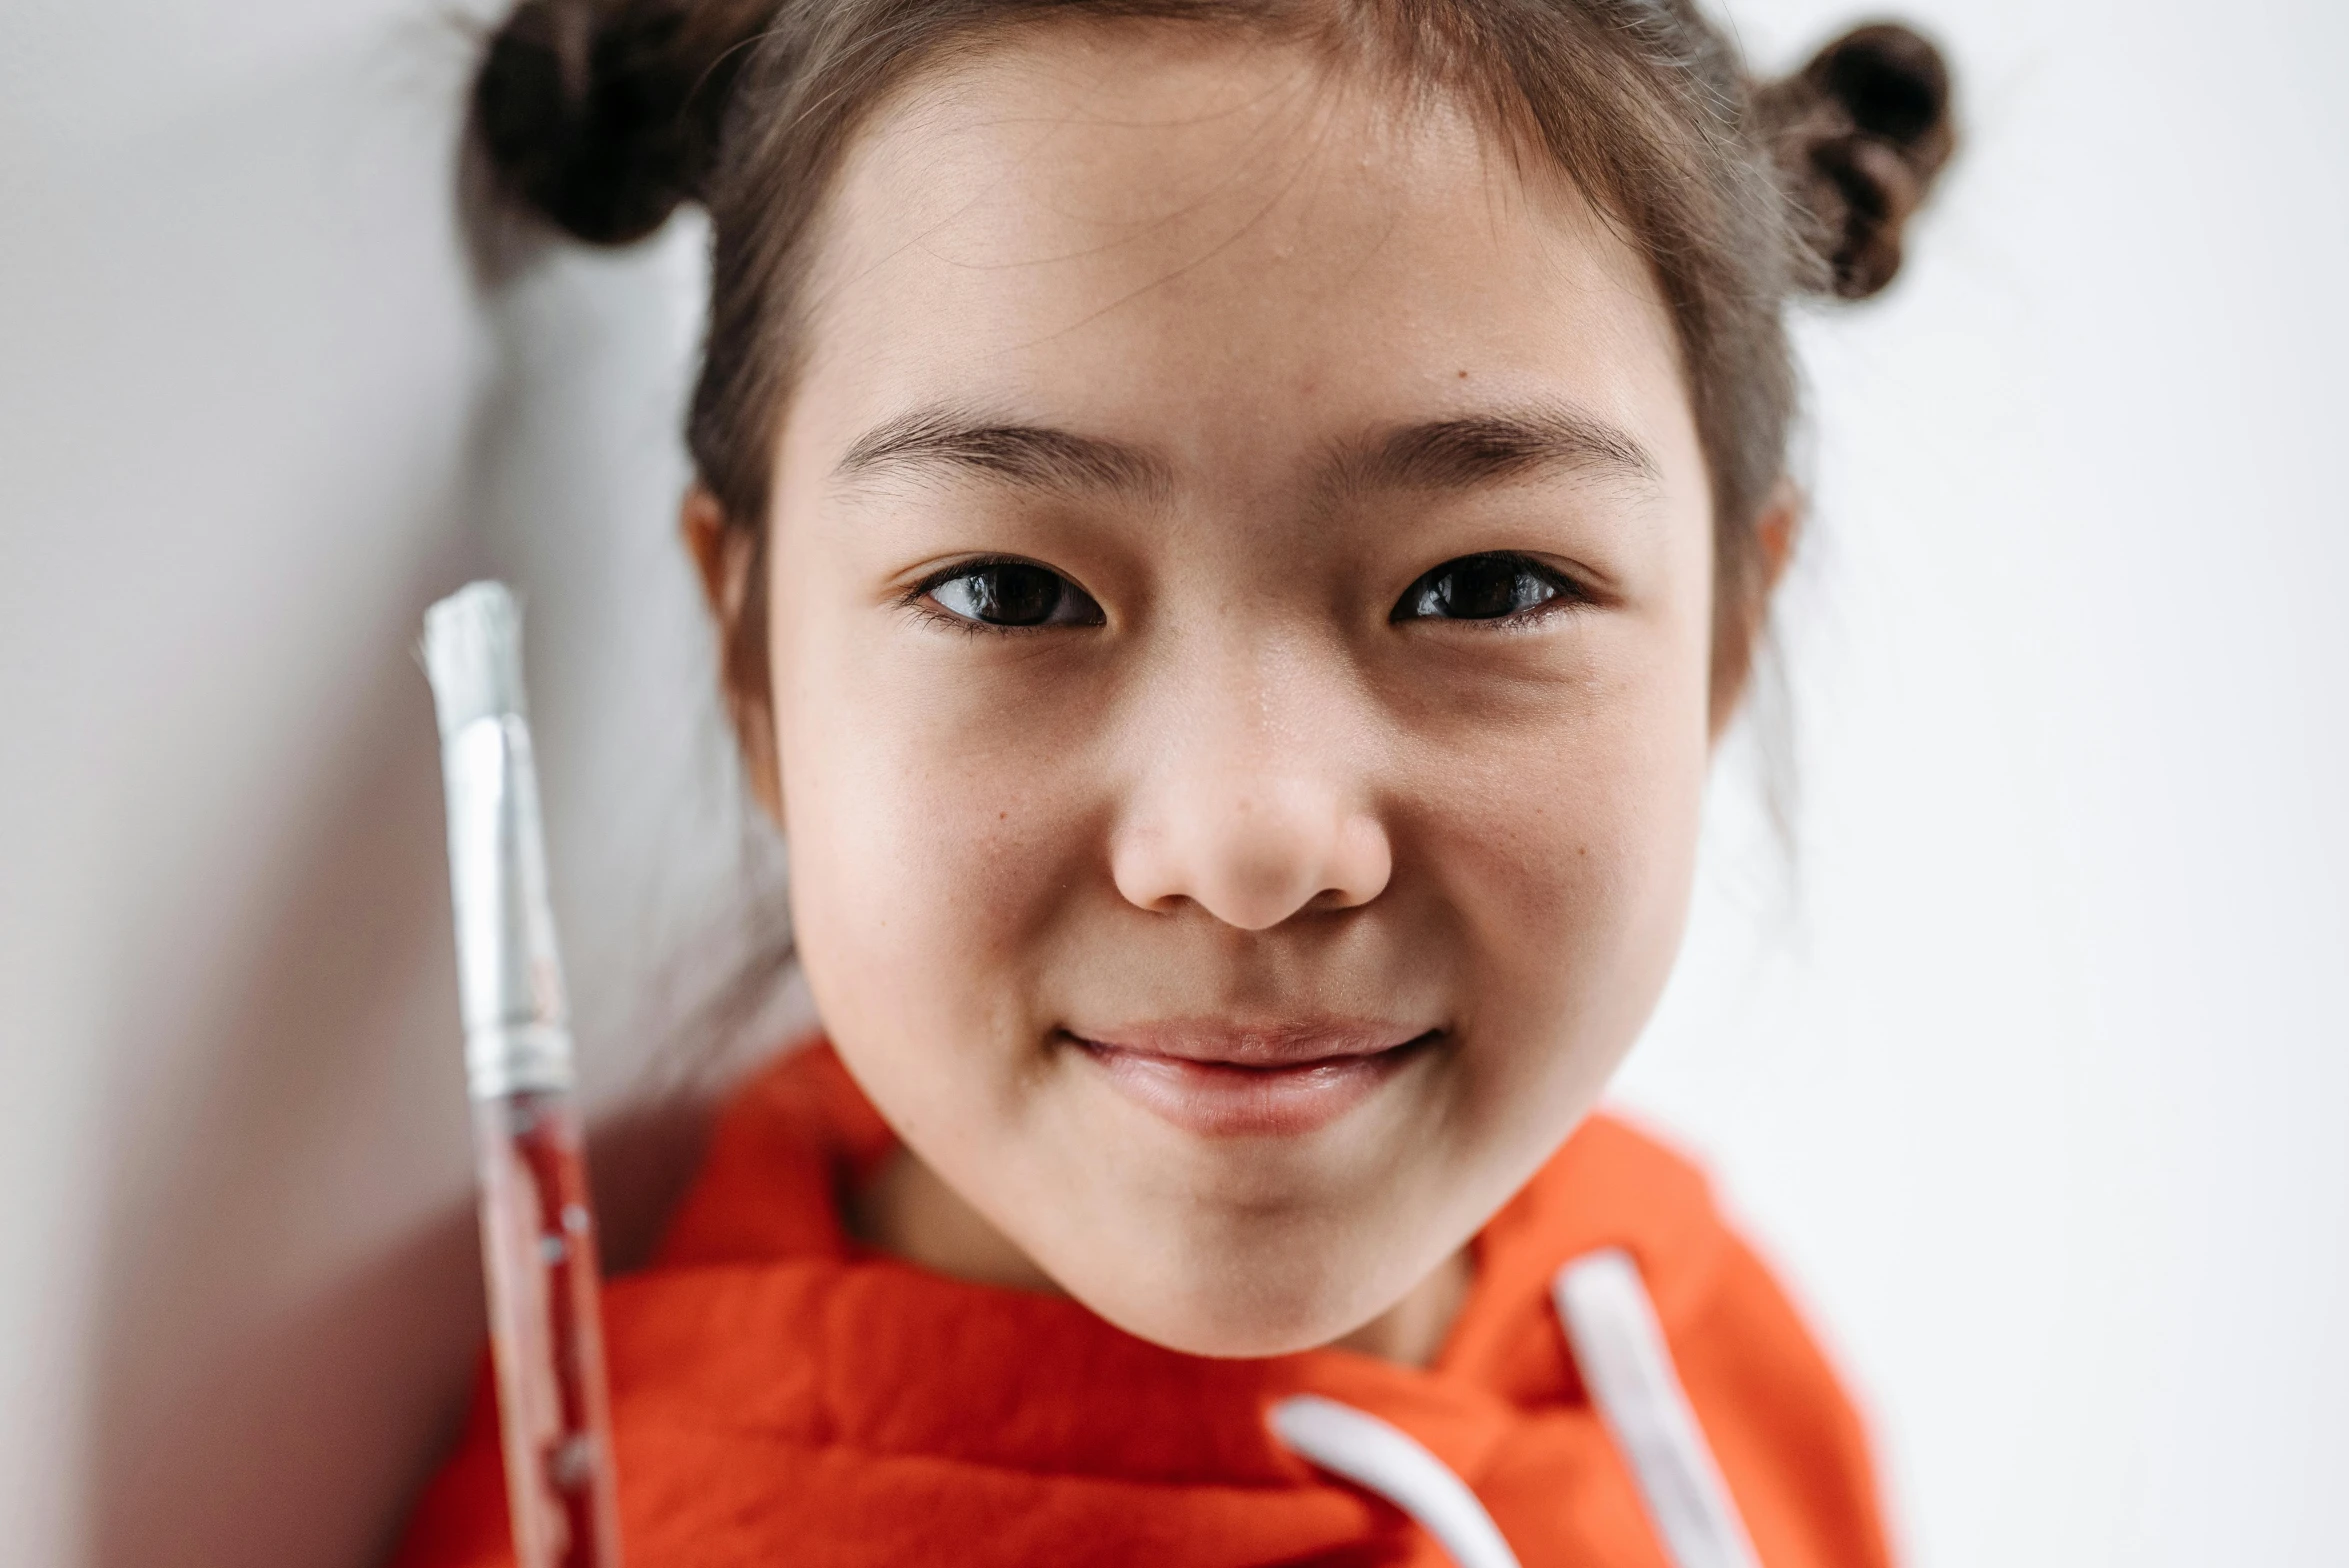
(792, 25, 1696, 488)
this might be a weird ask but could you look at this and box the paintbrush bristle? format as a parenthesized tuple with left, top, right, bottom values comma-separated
(423, 580, 528, 740)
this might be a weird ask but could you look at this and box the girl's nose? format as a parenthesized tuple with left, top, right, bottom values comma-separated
(1107, 666, 1393, 930)
(1111, 774, 1392, 929)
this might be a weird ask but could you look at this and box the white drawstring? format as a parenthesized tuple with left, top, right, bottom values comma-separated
(1554, 1250, 1763, 1568)
(1268, 1249, 1761, 1568)
(1267, 1395, 1524, 1568)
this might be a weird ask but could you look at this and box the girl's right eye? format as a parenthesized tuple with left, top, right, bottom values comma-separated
(922, 560, 1105, 629)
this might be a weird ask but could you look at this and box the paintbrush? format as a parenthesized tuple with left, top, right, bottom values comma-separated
(423, 581, 624, 1568)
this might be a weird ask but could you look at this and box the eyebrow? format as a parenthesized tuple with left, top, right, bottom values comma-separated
(1323, 405, 1660, 499)
(830, 400, 1658, 502)
(834, 406, 1171, 498)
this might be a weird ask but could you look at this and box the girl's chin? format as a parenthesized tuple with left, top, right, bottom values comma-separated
(1025, 1187, 1446, 1360)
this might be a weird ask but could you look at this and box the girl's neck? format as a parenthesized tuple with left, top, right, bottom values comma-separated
(848, 1145, 1472, 1368)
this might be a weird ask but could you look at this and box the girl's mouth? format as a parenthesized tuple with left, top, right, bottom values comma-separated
(1066, 1022, 1439, 1137)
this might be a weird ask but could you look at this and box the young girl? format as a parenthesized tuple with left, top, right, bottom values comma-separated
(402, 1, 1952, 1562)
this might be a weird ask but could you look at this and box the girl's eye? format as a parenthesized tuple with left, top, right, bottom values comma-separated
(924, 560, 1104, 628)
(1392, 553, 1574, 623)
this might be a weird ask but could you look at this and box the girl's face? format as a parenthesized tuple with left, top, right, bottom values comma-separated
(757, 27, 1716, 1356)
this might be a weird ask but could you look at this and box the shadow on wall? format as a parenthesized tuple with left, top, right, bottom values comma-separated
(79, 610, 489, 1568)
(75, 608, 744, 1566)
(68, 313, 737, 1568)
(67, 11, 771, 1562)
(41, 12, 505, 1563)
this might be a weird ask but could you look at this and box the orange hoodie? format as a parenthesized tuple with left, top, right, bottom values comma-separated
(393, 1043, 1893, 1567)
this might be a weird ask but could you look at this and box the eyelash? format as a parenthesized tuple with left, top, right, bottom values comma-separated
(901, 556, 1088, 637)
(903, 552, 1594, 633)
(1391, 553, 1591, 627)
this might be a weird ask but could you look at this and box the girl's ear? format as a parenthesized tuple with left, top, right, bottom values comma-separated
(681, 485, 784, 819)
(1709, 476, 1805, 740)
(681, 484, 745, 619)
(1754, 475, 1802, 596)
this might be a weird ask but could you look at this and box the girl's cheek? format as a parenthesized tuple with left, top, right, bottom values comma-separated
(1420, 639, 1711, 1033)
(778, 608, 1103, 1014)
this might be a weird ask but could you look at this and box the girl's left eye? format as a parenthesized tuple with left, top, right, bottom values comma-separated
(923, 560, 1104, 628)
(1392, 553, 1576, 623)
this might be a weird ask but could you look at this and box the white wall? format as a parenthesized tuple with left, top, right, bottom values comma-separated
(1616, 3, 2349, 1561)
(0, 2, 2341, 1566)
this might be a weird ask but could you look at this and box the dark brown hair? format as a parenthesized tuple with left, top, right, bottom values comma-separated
(475, 0, 1953, 737)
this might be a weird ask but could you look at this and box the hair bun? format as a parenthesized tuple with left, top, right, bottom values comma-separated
(1761, 23, 1955, 300)
(474, 0, 742, 246)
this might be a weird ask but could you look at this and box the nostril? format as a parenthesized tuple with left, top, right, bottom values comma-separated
(1109, 780, 1391, 931)
(1327, 812, 1393, 911)
(1213, 844, 1336, 933)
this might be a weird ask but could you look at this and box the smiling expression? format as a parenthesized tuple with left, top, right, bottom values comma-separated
(752, 25, 1718, 1356)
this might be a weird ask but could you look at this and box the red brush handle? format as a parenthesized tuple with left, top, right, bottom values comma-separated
(472, 1091, 624, 1568)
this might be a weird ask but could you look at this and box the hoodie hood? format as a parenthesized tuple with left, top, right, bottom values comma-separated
(395, 1042, 1891, 1568)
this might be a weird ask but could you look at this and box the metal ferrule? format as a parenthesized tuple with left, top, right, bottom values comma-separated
(440, 713, 577, 1100)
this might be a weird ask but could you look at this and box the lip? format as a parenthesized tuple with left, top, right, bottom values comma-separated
(1070, 1020, 1436, 1137)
